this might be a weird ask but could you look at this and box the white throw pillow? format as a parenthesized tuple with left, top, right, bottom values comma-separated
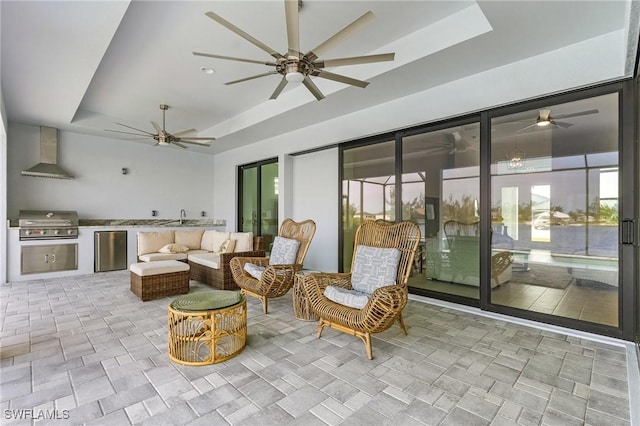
(351, 245, 401, 295)
(243, 263, 265, 280)
(158, 243, 189, 254)
(231, 232, 254, 252)
(324, 286, 370, 309)
(217, 239, 236, 254)
(269, 236, 300, 265)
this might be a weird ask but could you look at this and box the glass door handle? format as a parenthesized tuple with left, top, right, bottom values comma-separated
(620, 219, 636, 245)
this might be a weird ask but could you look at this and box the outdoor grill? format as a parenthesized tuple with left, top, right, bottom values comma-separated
(18, 210, 79, 240)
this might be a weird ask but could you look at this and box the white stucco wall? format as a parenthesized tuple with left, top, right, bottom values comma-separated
(6, 123, 215, 221)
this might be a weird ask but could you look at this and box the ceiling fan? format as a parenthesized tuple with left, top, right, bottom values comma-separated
(105, 104, 215, 149)
(445, 131, 478, 154)
(516, 108, 599, 132)
(193, 0, 395, 101)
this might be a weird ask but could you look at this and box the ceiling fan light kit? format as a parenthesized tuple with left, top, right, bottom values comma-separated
(517, 108, 598, 133)
(194, 0, 395, 101)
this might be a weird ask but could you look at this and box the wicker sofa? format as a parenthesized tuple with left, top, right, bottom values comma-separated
(136, 229, 265, 290)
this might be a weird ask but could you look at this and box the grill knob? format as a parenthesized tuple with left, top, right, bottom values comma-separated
(41, 230, 47, 235)
(67, 229, 74, 235)
(25, 230, 32, 236)
(54, 230, 60, 235)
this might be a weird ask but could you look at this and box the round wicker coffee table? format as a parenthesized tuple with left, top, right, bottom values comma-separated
(292, 271, 320, 321)
(168, 291, 246, 366)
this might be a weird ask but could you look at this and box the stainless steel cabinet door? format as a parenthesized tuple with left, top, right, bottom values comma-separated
(21, 244, 78, 275)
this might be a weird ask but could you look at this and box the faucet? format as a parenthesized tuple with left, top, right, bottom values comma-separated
(179, 209, 186, 225)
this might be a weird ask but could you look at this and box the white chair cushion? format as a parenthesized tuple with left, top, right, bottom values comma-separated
(137, 231, 174, 255)
(351, 245, 401, 294)
(269, 236, 300, 265)
(175, 229, 205, 250)
(243, 263, 265, 280)
(188, 253, 221, 269)
(231, 232, 254, 252)
(159, 243, 189, 254)
(130, 260, 189, 276)
(324, 286, 370, 309)
(138, 252, 187, 262)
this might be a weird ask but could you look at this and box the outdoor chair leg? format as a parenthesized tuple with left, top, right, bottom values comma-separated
(397, 313, 408, 335)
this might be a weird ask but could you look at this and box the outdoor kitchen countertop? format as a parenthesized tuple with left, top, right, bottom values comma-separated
(7, 219, 226, 228)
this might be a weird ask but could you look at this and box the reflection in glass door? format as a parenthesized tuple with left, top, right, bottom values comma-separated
(238, 159, 278, 245)
(489, 93, 619, 327)
(402, 123, 481, 300)
(341, 140, 396, 271)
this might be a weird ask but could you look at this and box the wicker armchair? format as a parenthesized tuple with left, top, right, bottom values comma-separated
(303, 220, 420, 359)
(230, 219, 316, 314)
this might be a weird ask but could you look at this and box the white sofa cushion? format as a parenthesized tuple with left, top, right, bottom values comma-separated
(351, 245, 401, 294)
(138, 252, 187, 262)
(243, 262, 265, 280)
(201, 231, 231, 252)
(137, 231, 174, 256)
(324, 286, 369, 309)
(130, 259, 189, 276)
(231, 232, 253, 252)
(188, 253, 221, 269)
(175, 229, 205, 250)
(269, 236, 300, 265)
(159, 243, 189, 253)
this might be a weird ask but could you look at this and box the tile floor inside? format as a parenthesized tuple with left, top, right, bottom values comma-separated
(0, 270, 636, 425)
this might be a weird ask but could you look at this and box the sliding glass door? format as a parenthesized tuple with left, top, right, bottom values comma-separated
(338, 81, 636, 340)
(402, 123, 481, 300)
(489, 93, 620, 327)
(238, 159, 278, 241)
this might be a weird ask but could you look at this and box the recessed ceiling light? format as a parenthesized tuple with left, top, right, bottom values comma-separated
(200, 66, 215, 75)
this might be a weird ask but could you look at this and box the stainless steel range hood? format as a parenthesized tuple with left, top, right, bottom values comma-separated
(21, 126, 74, 179)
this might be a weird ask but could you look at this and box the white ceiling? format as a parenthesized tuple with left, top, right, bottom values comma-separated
(1, 1, 638, 155)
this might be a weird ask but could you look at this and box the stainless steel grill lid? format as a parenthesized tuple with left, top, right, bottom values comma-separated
(19, 210, 78, 227)
(18, 210, 79, 240)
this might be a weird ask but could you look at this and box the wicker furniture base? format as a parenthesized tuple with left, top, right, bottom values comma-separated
(293, 272, 319, 321)
(130, 270, 189, 301)
(189, 250, 265, 291)
(168, 293, 247, 366)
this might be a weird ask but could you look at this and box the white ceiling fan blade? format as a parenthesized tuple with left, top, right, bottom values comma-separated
(516, 123, 539, 133)
(192, 52, 277, 66)
(304, 11, 375, 61)
(270, 77, 289, 100)
(302, 77, 325, 101)
(314, 70, 369, 88)
(105, 129, 151, 137)
(553, 121, 573, 128)
(172, 128, 197, 137)
(204, 11, 283, 60)
(114, 122, 155, 136)
(316, 53, 395, 68)
(172, 142, 189, 149)
(151, 121, 162, 134)
(553, 109, 598, 119)
(226, 71, 278, 85)
(178, 137, 215, 143)
(284, 0, 300, 58)
(175, 139, 211, 146)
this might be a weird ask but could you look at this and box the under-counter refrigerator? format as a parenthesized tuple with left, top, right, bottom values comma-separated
(94, 230, 128, 272)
